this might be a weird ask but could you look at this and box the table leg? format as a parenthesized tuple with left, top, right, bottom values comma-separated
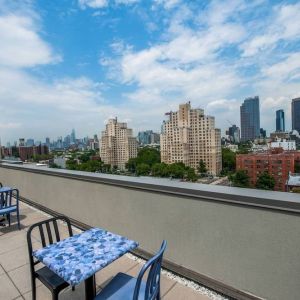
(85, 275, 96, 300)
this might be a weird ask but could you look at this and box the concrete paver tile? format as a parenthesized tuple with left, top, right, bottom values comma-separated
(127, 263, 176, 297)
(23, 281, 86, 300)
(96, 255, 139, 288)
(0, 264, 5, 275)
(0, 246, 29, 272)
(0, 273, 21, 300)
(8, 263, 42, 295)
(0, 230, 28, 255)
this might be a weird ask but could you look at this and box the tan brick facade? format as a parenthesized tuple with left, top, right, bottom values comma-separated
(161, 102, 222, 175)
(100, 118, 137, 170)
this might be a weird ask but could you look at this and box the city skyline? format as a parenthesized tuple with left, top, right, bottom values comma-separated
(1, 0, 300, 143)
(0, 98, 295, 146)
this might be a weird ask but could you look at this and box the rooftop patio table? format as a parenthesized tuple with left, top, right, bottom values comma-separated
(33, 227, 138, 300)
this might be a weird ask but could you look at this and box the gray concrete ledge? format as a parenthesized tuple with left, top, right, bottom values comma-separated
(1, 163, 300, 214)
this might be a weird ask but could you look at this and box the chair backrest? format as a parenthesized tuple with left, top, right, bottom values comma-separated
(0, 188, 17, 209)
(27, 216, 73, 274)
(133, 240, 167, 300)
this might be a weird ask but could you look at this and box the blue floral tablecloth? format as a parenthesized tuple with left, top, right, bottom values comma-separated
(33, 228, 138, 286)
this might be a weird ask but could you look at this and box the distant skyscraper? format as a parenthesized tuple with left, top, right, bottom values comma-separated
(226, 125, 240, 144)
(19, 138, 25, 146)
(276, 109, 285, 132)
(240, 96, 260, 142)
(292, 98, 300, 133)
(26, 139, 34, 147)
(138, 130, 160, 145)
(260, 128, 266, 138)
(71, 129, 76, 144)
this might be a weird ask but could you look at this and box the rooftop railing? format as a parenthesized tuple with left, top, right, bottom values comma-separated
(0, 163, 300, 300)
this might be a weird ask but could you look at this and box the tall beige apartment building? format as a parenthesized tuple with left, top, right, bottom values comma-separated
(100, 118, 138, 170)
(161, 102, 222, 175)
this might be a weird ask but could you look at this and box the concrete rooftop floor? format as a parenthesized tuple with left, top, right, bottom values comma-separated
(0, 201, 212, 300)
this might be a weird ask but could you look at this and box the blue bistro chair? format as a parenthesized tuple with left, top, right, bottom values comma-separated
(27, 216, 75, 300)
(0, 187, 20, 229)
(94, 240, 167, 300)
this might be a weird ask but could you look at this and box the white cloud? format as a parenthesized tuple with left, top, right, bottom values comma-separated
(153, 0, 181, 9)
(0, 122, 21, 129)
(105, 0, 246, 108)
(78, 0, 108, 9)
(99, 0, 300, 135)
(262, 52, 300, 81)
(78, 0, 139, 9)
(115, 0, 139, 4)
(0, 14, 60, 68)
(2, 0, 300, 143)
(241, 2, 300, 57)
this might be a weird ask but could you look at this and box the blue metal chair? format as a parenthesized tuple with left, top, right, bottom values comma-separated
(94, 240, 167, 300)
(27, 216, 74, 300)
(0, 187, 20, 229)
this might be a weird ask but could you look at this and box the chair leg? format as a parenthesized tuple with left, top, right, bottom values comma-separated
(17, 210, 20, 230)
(157, 288, 161, 300)
(7, 213, 10, 226)
(52, 290, 59, 300)
(31, 278, 36, 300)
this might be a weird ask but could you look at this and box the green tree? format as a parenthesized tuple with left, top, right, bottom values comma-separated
(237, 142, 251, 154)
(255, 172, 275, 190)
(126, 158, 137, 173)
(101, 164, 111, 173)
(186, 167, 198, 182)
(49, 163, 61, 169)
(168, 162, 186, 179)
(112, 165, 118, 173)
(136, 147, 160, 167)
(136, 163, 151, 175)
(66, 159, 78, 170)
(151, 163, 169, 177)
(198, 159, 207, 176)
(77, 160, 102, 172)
(221, 148, 236, 175)
(229, 170, 250, 188)
(32, 154, 54, 162)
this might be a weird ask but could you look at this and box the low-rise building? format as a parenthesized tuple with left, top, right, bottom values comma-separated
(236, 149, 300, 191)
(18, 144, 49, 161)
(269, 139, 296, 151)
(223, 144, 239, 152)
(286, 173, 300, 192)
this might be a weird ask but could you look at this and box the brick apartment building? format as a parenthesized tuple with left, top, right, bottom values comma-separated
(236, 149, 300, 191)
(18, 144, 49, 161)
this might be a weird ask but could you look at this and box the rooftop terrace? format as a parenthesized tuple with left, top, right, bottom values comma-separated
(1, 163, 300, 300)
(0, 202, 221, 300)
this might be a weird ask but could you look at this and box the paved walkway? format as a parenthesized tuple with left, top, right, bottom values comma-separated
(0, 202, 211, 300)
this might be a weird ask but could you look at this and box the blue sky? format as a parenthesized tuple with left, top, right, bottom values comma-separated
(0, 0, 300, 144)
